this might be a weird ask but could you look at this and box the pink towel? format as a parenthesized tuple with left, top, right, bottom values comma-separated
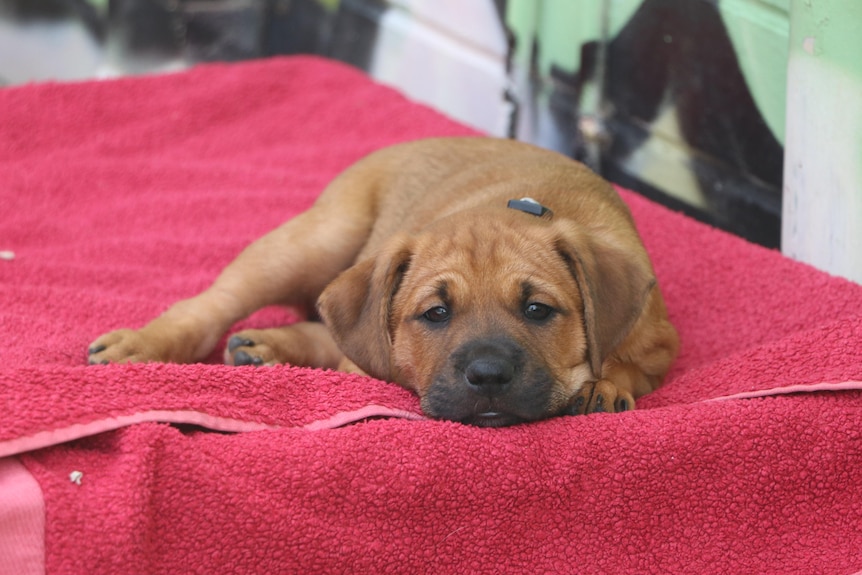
(2, 56, 862, 575)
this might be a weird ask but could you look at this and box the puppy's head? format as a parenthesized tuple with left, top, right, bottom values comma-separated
(317, 208, 654, 427)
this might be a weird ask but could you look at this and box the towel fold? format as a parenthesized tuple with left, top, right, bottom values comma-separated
(2, 56, 862, 575)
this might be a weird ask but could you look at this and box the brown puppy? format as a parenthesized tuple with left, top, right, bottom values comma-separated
(88, 137, 679, 426)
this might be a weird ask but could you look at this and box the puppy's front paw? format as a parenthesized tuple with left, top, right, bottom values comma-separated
(224, 324, 343, 369)
(225, 331, 277, 366)
(568, 379, 635, 415)
(88, 329, 164, 364)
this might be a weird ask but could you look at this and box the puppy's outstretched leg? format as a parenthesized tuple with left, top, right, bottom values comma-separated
(88, 191, 376, 365)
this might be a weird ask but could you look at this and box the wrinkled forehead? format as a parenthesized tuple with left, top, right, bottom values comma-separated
(402, 217, 577, 305)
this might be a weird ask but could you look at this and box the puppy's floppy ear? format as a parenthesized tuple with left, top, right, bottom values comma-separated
(555, 224, 656, 379)
(316, 234, 412, 382)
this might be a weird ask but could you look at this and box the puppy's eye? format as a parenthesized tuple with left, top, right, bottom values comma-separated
(422, 306, 451, 323)
(524, 302, 554, 322)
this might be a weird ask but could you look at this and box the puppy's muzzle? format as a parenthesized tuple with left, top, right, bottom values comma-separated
(422, 337, 557, 426)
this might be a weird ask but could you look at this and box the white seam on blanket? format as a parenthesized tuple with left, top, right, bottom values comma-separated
(0, 411, 280, 459)
(302, 405, 428, 431)
(0, 405, 428, 459)
(704, 381, 862, 403)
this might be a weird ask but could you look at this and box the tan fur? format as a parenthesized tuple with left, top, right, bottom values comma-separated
(89, 137, 679, 426)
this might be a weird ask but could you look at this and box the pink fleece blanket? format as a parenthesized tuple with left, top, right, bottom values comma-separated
(2, 56, 862, 575)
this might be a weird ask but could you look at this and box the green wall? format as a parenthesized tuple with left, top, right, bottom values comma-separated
(506, 0, 790, 143)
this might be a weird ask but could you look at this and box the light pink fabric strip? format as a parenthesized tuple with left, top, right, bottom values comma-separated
(0, 457, 45, 575)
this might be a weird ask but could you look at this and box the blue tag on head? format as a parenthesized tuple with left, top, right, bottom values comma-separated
(507, 197, 553, 218)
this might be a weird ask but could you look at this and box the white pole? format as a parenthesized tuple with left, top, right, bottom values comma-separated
(782, 0, 862, 284)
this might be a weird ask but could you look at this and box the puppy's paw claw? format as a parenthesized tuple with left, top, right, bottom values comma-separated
(592, 393, 609, 413)
(227, 335, 255, 354)
(233, 349, 264, 367)
(87, 344, 107, 355)
(615, 397, 632, 412)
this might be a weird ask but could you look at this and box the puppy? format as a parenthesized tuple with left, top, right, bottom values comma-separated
(88, 137, 679, 426)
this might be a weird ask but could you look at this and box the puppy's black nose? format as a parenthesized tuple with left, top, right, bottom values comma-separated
(465, 357, 515, 392)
